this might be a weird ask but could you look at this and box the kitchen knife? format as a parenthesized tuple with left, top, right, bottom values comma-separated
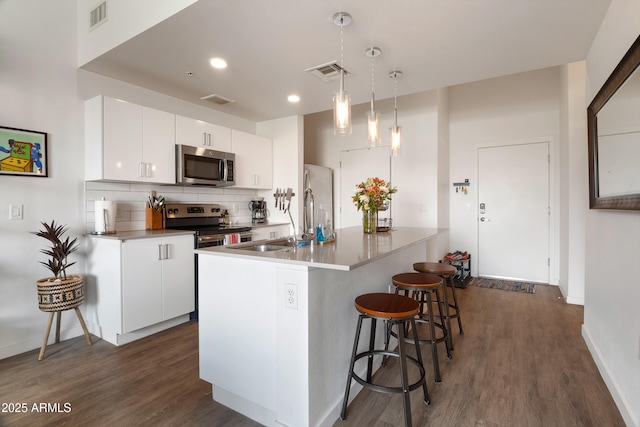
(275, 188, 279, 208)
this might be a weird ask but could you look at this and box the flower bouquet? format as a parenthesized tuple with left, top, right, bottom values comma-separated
(352, 177, 397, 233)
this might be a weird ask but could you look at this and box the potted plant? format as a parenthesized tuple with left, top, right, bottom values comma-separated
(33, 221, 91, 360)
(352, 177, 397, 233)
(32, 220, 85, 311)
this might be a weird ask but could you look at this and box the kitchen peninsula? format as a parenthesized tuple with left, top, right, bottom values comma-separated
(197, 227, 447, 427)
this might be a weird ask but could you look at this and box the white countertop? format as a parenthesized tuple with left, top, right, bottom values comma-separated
(196, 227, 445, 271)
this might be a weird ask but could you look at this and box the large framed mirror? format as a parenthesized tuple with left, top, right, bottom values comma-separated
(588, 35, 640, 210)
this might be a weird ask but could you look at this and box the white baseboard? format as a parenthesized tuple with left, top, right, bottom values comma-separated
(87, 315, 190, 346)
(581, 325, 639, 427)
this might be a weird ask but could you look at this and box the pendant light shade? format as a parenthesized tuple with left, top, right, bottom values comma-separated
(333, 69, 351, 135)
(333, 12, 352, 136)
(389, 71, 402, 156)
(366, 47, 381, 146)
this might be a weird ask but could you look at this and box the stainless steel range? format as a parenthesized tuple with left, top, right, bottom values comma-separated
(165, 203, 252, 248)
(165, 203, 252, 320)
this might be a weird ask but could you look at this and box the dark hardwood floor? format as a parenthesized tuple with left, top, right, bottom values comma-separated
(0, 284, 625, 427)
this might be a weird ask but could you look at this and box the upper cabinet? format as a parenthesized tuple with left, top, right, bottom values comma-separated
(176, 115, 232, 152)
(85, 95, 176, 184)
(231, 129, 273, 189)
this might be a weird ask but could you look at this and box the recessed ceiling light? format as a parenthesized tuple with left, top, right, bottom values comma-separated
(288, 94, 300, 103)
(210, 58, 227, 69)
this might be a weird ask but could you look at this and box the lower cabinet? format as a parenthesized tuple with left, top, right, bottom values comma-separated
(86, 234, 194, 344)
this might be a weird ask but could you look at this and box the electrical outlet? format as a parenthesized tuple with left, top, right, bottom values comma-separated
(285, 283, 297, 309)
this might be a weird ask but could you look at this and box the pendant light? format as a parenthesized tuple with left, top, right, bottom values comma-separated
(365, 47, 381, 146)
(333, 12, 352, 136)
(389, 70, 403, 156)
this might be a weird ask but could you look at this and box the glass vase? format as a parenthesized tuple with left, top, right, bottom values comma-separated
(362, 209, 378, 234)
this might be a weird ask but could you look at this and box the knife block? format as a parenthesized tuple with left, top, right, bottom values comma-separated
(146, 208, 163, 230)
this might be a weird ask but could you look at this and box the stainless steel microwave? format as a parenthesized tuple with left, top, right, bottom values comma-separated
(176, 144, 235, 186)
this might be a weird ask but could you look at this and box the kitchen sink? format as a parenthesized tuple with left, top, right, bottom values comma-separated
(228, 238, 295, 252)
(239, 244, 289, 252)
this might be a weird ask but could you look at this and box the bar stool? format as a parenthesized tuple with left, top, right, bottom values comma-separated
(390, 273, 451, 383)
(341, 293, 430, 427)
(413, 262, 464, 350)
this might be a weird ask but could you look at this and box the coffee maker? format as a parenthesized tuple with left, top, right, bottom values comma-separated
(249, 199, 267, 223)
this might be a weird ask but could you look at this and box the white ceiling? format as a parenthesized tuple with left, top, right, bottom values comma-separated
(81, 0, 611, 122)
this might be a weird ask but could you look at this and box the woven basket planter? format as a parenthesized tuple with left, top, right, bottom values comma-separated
(36, 275, 85, 312)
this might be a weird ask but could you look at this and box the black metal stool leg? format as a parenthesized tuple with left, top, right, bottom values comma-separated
(366, 317, 377, 383)
(341, 314, 364, 420)
(396, 319, 412, 427)
(433, 286, 451, 360)
(424, 290, 442, 383)
(448, 275, 464, 335)
(409, 318, 430, 405)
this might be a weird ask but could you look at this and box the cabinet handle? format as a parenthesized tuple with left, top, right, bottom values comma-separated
(207, 133, 212, 146)
(164, 244, 170, 259)
(145, 163, 151, 178)
(158, 244, 163, 260)
(202, 132, 207, 146)
(138, 162, 145, 178)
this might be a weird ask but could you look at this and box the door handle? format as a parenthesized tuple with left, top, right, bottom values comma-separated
(480, 217, 491, 222)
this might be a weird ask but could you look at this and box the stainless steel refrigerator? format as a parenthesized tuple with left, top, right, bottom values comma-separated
(303, 164, 333, 235)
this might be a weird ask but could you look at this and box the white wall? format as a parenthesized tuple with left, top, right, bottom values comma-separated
(257, 115, 304, 235)
(582, 1, 640, 425)
(0, 0, 85, 359)
(559, 62, 588, 305)
(0, 0, 273, 360)
(448, 67, 561, 282)
(77, 0, 197, 67)
(304, 91, 442, 232)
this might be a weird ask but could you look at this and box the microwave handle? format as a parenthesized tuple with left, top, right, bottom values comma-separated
(222, 159, 229, 182)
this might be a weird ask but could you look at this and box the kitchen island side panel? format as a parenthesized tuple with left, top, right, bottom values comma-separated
(307, 239, 428, 427)
(198, 256, 278, 424)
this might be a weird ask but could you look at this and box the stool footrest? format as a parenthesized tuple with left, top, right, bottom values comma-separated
(351, 349, 427, 395)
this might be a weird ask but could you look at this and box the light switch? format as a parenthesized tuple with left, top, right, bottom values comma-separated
(9, 204, 23, 220)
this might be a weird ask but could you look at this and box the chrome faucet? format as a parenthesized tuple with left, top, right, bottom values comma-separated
(302, 170, 315, 240)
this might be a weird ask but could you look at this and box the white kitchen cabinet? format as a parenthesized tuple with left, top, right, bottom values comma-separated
(175, 115, 232, 152)
(251, 224, 290, 241)
(232, 129, 273, 189)
(85, 233, 194, 345)
(85, 95, 176, 183)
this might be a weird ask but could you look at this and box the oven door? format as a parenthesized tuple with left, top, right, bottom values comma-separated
(197, 234, 226, 248)
(197, 232, 252, 248)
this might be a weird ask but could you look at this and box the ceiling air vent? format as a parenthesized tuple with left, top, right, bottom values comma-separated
(305, 61, 350, 82)
(89, 2, 107, 30)
(200, 93, 235, 105)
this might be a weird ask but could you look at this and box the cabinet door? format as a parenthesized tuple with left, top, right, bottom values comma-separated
(207, 122, 232, 152)
(176, 116, 231, 151)
(176, 115, 209, 148)
(122, 238, 163, 333)
(143, 107, 176, 184)
(232, 130, 273, 189)
(161, 235, 195, 319)
(103, 97, 143, 181)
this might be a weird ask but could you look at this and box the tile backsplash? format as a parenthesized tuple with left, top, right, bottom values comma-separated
(85, 181, 259, 233)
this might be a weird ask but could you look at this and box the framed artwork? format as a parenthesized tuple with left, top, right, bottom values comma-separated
(0, 126, 48, 177)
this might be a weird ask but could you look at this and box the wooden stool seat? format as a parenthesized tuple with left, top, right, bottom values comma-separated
(413, 262, 456, 276)
(413, 262, 464, 350)
(389, 272, 450, 383)
(355, 293, 419, 319)
(392, 272, 443, 289)
(342, 293, 429, 427)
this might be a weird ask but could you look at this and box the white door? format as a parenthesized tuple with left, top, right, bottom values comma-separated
(339, 147, 390, 228)
(478, 142, 549, 283)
